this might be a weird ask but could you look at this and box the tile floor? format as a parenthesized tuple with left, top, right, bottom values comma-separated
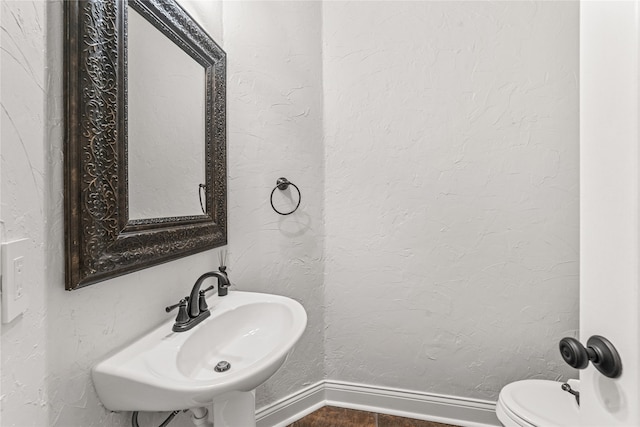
(287, 406, 459, 427)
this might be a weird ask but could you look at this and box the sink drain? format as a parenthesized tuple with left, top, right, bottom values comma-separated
(214, 361, 231, 372)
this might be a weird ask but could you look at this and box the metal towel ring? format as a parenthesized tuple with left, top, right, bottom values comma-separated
(270, 177, 301, 215)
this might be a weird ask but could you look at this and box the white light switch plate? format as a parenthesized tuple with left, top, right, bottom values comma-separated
(2, 238, 29, 323)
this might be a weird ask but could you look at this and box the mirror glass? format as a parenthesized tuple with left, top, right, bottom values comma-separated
(127, 5, 206, 219)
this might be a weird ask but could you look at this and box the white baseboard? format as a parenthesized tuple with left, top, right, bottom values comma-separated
(255, 382, 326, 427)
(255, 380, 500, 427)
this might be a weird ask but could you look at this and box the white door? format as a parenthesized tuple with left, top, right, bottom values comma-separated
(580, 1, 640, 425)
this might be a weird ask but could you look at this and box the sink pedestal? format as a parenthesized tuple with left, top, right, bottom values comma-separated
(211, 390, 256, 427)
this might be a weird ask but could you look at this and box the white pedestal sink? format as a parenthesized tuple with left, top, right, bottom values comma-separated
(92, 291, 307, 426)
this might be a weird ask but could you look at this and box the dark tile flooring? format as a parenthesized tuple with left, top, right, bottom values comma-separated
(288, 406, 459, 427)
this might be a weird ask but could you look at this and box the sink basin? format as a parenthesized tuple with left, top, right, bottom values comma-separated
(92, 291, 307, 412)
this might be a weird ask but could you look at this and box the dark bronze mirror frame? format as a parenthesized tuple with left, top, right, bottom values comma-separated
(64, 0, 227, 290)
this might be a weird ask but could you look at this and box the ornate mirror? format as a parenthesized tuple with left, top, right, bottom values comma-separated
(64, 0, 227, 290)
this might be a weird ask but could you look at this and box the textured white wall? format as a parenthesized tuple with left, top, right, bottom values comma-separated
(1, 1, 48, 425)
(222, 1, 325, 409)
(323, 1, 580, 401)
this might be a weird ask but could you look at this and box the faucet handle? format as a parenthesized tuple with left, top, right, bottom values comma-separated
(165, 299, 184, 312)
(198, 290, 209, 313)
(166, 299, 190, 325)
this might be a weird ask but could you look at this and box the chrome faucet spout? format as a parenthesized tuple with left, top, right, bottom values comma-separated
(188, 271, 230, 318)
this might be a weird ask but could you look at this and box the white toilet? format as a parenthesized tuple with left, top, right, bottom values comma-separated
(496, 379, 580, 426)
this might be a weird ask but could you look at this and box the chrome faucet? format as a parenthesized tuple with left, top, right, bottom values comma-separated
(165, 267, 230, 332)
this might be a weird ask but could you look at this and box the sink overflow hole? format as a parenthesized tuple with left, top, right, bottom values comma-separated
(214, 361, 231, 372)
